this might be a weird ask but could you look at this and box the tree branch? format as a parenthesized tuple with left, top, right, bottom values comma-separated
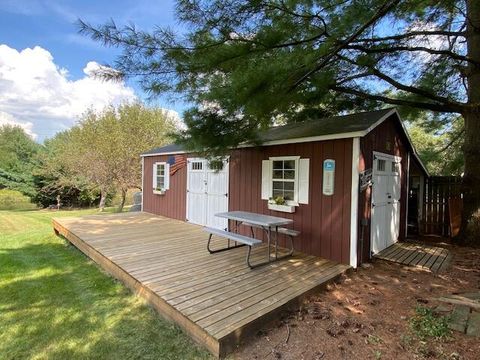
(435, 127, 465, 154)
(346, 44, 479, 65)
(330, 85, 462, 113)
(289, 0, 401, 90)
(337, 54, 465, 108)
(353, 30, 466, 43)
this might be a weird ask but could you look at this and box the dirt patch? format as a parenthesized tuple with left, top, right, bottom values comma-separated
(232, 244, 480, 360)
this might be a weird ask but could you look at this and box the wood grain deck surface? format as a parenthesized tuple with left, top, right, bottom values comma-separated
(374, 241, 451, 273)
(53, 212, 349, 357)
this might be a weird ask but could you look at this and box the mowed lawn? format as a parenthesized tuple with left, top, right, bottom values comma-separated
(0, 209, 211, 360)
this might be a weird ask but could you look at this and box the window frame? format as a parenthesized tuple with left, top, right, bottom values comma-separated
(269, 156, 300, 206)
(153, 162, 167, 191)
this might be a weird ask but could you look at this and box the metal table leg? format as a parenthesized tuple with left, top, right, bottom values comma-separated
(267, 226, 271, 262)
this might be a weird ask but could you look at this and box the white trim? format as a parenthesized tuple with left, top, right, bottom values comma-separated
(405, 152, 410, 238)
(152, 161, 168, 191)
(142, 150, 187, 157)
(141, 157, 144, 212)
(350, 137, 360, 268)
(269, 156, 300, 205)
(372, 151, 402, 163)
(260, 131, 366, 147)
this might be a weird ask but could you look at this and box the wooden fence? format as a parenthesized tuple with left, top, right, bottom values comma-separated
(422, 176, 462, 236)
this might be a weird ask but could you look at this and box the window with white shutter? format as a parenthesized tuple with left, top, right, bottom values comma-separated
(261, 156, 309, 206)
(153, 162, 170, 192)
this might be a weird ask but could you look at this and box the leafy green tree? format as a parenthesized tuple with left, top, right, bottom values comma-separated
(34, 131, 101, 208)
(408, 117, 464, 176)
(54, 103, 175, 211)
(79, 0, 480, 241)
(0, 125, 41, 197)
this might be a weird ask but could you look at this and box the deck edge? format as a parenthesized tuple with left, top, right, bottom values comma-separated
(217, 265, 350, 357)
(52, 218, 221, 358)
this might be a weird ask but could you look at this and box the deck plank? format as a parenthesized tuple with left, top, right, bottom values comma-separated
(52, 212, 349, 358)
(374, 241, 451, 272)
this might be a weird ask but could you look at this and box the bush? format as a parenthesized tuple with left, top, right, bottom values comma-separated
(0, 189, 37, 210)
(409, 306, 451, 340)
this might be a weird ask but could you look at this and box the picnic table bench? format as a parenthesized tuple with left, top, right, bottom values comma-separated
(204, 211, 300, 268)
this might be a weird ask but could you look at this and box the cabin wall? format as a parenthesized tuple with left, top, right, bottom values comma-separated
(142, 139, 354, 265)
(229, 139, 353, 265)
(142, 155, 187, 221)
(358, 115, 409, 264)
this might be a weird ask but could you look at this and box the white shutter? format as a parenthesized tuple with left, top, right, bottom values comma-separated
(164, 163, 170, 190)
(298, 158, 310, 204)
(261, 160, 272, 200)
(152, 163, 157, 189)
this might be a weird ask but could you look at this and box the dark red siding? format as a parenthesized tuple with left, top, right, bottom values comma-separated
(357, 115, 409, 264)
(228, 139, 353, 265)
(143, 155, 187, 221)
(142, 139, 354, 265)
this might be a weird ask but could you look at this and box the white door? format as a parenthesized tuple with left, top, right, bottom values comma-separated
(371, 152, 401, 254)
(186, 158, 229, 229)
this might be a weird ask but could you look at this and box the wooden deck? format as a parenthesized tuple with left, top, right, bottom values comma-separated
(374, 241, 451, 272)
(52, 212, 349, 358)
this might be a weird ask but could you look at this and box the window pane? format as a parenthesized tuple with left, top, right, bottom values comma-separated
(284, 182, 294, 191)
(391, 161, 398, 172)
(284, 190, 294, 200)
(192, 161, 203, 170)
(284, 170, 295, 179)
(272, 189, 283, 198)
(272, 161, 283, 170)
(273, 181, 284, 190)
(157, 164, 165, 176)
(284, 160, 295, 170)
(156, 176, 164, 188)
(272, 170, 283, 179)
(377, 159, 385, 171)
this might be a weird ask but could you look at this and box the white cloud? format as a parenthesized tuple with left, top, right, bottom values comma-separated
(0, 44, 136, 141)
(0, 112, 37, 139)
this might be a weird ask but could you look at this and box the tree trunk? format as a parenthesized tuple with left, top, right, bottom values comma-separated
(117, 188, 127, 212)
(458, 0, 480, 243)
(98, 189, 107, 211)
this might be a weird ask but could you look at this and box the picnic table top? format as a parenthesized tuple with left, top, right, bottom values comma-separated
(215, 210, 293, 227)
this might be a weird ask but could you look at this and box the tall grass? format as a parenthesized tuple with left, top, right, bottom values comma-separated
(0, 189, 37, 210)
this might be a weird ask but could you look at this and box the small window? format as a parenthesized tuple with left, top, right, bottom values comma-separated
(377, 159, 386, 171)
(155, 163, 165, 189)
(191, 161, 203, 171)
(209, 160, 224, 171)
(391, 161, 399, 173)
(271, 158, 297, 201)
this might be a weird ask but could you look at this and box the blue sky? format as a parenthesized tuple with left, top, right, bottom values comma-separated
(0, 0, 183, 142)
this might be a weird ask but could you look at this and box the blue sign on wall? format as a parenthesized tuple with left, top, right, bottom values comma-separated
(323, 160, 335, 171)
(323, 159, 335, 196)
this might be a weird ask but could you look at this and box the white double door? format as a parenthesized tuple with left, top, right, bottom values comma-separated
(371, 152, 402, 254)
(186, 158, 229, 230)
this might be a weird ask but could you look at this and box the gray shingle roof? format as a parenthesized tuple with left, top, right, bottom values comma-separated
(141, 143, 184, 156)
(260, 108, 394, 142)
(142, 108, 395, 156)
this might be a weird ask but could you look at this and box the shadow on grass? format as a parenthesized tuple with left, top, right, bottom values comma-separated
(0, 242, 211, 359)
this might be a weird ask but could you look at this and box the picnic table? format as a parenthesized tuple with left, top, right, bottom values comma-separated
(204, 211, 298, 268)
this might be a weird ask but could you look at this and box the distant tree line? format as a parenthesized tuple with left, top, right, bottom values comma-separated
(0, 102, 174, 211)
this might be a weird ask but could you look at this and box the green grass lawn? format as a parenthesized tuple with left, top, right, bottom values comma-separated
(0, 209, 211, 360)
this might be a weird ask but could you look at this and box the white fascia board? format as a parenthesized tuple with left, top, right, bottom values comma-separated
(350, 137, 360, 268)
(141, 150, 187, 157)
(253, 131, 367, 147)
